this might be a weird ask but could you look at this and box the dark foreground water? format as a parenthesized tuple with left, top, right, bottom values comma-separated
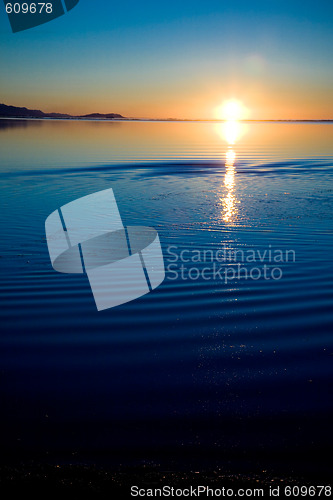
(0, 119, 332, 480)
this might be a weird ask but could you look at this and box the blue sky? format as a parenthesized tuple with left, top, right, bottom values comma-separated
(1, 0, 332, 118)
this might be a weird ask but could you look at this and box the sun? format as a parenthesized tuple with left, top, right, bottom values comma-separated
(216, 99, 248, 121)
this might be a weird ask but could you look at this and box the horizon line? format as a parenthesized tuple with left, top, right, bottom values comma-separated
(1, 116, 333, 123)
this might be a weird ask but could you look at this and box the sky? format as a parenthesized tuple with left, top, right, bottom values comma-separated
(0, 0, 333, 119)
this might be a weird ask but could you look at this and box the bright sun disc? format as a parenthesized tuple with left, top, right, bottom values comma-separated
(217, 99, 247, 121)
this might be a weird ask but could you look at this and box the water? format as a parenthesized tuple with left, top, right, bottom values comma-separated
(0, 119, 332, 479)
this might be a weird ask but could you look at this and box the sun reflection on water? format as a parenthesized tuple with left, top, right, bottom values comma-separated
(216, 119, 247, 223)
(216, 120, 247, 145)
(221, 148, 237, 222)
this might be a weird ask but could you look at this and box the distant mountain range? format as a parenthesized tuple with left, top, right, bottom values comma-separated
(0, 103, 124, 120)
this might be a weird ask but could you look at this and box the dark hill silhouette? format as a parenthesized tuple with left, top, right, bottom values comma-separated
(80, 113, 123, 119)
(0, 103, 124, 120)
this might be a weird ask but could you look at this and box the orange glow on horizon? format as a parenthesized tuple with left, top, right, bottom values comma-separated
(7, 89, 332, 121)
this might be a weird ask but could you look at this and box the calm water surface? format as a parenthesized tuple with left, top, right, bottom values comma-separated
(0, 119, 332, 478)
